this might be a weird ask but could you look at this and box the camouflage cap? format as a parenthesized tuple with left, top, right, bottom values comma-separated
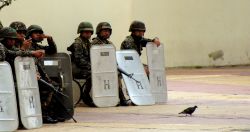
(0, 27, 18, 41)
(77, 22, 93, 34)
(9, 21, 27, 31)
(96, 22, 112, 35)
(129, 20, 146, 32)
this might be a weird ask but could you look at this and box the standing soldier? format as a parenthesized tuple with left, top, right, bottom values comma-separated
(120, 20, 160, 75)
(9, 21, 32, 50)
(67, 21, 94, 107)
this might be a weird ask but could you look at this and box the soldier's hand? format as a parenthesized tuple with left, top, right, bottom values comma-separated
(32, 50, 45, 59)
(153, 37, 160, 47)
(21, 38, 32, 50)
(41, 34, 53, 40)
(36, 72, 41, 80)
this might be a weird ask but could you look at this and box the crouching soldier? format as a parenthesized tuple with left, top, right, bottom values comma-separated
(67, 21, 94, 107)
(26, 25, 66, 123)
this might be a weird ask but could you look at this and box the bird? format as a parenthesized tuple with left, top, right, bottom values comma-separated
(179, 106, 198, 116)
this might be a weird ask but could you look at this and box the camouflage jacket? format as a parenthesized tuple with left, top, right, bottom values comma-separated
(67, 37, 91, 68)
(91, 36, 113, 45)
(29, 38, 57, 55)
(120, 35, 152, 56)
(0, 43, 5, 61)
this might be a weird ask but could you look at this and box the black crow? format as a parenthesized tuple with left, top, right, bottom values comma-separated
(179, 106, 198, 116)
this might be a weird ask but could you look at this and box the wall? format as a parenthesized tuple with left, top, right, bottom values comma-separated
(1, 0, 250, 67)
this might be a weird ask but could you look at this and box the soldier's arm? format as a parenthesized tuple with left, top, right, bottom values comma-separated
(5, 47, 43, 58)
(141, 37, 160, 47)
(120, 40, 134, 50)
(46, 36, 57, 54)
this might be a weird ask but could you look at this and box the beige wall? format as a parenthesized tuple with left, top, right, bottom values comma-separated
(1, 0, 250, 67)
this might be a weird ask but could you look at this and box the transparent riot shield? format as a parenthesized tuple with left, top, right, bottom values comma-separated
(0, 61, 19, 131)
(116, 50, 155, 105)
(42, 53, 74, 120)
(14, 57, 42, 129)
(90, 44, 119, 107)
(146, 43, 167, 104)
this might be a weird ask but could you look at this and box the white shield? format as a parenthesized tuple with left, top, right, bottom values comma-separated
(90, 44, 119, 107)
(42, 53, 74, 119)
(0, 61, 19, 131)
(116, 50, 155, 105)
(14, 57, 42, 129)
(146, 43, 167, 104)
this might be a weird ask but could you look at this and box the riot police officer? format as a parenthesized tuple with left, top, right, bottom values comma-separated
(67, 21, 95, 107)
(120, 20, 161, 75)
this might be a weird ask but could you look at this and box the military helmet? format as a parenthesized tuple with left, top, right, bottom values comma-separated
(96, 22, 112, 35)
(0, 27, 18, 41)
(26, 24, 44, 37)
(9, 21, 27, 31)
(129, 20, 146, 32)
(77, 22, 93, 34)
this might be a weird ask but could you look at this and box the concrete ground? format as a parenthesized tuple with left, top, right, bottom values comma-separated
(18, 66, 250, 132)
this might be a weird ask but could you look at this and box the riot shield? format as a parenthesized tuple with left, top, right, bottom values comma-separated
(0, 61, 19, 131)
(14, 57, 42, 129)
(116, 50, 155, 105)
(42, 53, 74, 120)
(146, 43, 167, 104)
(90, 44, 119, 107)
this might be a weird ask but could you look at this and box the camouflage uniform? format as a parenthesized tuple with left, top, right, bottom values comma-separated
(120, 21, 153, 56)
(0, 43, 5, 61)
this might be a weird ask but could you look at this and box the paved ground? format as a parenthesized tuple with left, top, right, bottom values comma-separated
(18, 66, 250, 132)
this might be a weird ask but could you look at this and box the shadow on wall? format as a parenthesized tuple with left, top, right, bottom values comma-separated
(208, 50, 224, 61)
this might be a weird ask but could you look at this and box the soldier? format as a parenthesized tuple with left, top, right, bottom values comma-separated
(26, 24, 57, 54)
(67, 21, 94, 107)
(26, 25, 62, 123)
(0, 27, 44, 75)
(92, 22, 132, 106)
(120, 20, 160, 75)
(0, 27, 45, 127)
(91, 22, 112, 45)
(9, 21, 32, 50)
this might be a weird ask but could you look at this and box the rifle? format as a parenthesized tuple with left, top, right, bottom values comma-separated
(117, 66, 142, 86)
(38, 79, 77, 123)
